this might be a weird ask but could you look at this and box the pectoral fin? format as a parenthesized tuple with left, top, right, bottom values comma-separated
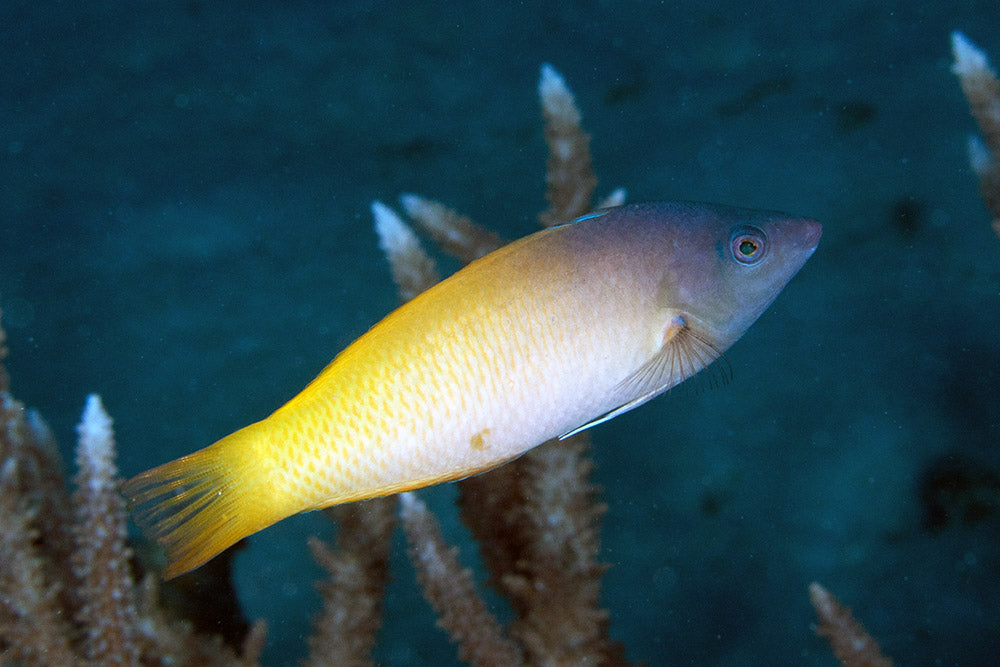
(558, 318, 726, 440)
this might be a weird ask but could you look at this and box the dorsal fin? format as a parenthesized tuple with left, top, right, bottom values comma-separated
(548, 210, 608, 230)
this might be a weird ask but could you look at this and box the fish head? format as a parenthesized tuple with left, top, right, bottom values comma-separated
(642, 202, 822, 353)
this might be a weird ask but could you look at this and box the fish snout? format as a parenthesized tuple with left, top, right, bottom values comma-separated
(798, 218, 823, 252)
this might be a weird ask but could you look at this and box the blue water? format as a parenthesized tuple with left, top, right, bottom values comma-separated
(2, 1, 998, 664)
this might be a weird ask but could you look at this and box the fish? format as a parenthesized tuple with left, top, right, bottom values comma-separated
(123, 201, 821, 578)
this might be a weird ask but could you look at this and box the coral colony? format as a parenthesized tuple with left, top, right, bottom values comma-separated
(6, 35, 998, 661)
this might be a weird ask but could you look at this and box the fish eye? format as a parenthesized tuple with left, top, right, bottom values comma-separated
(730, 226, 767, 265)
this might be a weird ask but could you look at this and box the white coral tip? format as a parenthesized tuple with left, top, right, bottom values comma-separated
(539, 63, 568, 100)
(952, 31, 989, 76)
(77, 394, 113, 456)
(372, 201, 418, 255)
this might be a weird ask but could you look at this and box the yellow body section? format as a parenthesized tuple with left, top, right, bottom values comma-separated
(258, 225, 655, 509)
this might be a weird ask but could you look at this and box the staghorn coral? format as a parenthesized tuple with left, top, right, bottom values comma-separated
(71, 394, 143, 664)
(2, 63, 841, 666)
(400, 492, 522, 666)
(537, 62, 599, 228)
(951, 31, 1000, 238)
(303, 499, 395, 666)
(809, 582, 893, 667)
(0, 397, 77, 665)
(0, 311, 265, 666)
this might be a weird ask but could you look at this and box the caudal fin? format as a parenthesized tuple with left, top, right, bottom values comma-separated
(122, 424, 284, 579)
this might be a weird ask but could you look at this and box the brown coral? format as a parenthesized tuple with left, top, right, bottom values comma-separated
(0, 312, 265, 666)
(809, 582, 893, 667)
(951, 31, 1000, 238)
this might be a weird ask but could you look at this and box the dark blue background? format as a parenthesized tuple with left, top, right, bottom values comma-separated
(2, 1, 998, 664)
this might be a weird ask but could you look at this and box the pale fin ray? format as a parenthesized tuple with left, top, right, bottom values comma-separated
(558, 323, 725, 440)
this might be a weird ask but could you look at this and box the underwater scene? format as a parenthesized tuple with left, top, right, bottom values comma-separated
(2, 1, 999, 665)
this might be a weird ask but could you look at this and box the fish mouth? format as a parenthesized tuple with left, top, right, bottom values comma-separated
(800, 218, 823, 252)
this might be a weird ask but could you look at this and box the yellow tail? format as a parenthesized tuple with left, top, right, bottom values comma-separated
(122, 422, 287, 579)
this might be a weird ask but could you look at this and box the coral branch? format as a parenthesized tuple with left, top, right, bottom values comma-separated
(72, 394, 143, 664)
(399, 492, 523, 667)
(239, 619, 267, 666)
(539, 63, 599, 227)
(509, 438, 619, 664)
(0, 309, 8, 392)
(952, 32, 1000, 155)
(0, 390, 78, 613)
(0, 455, 78, 665)
(372, 200, 441, 301)
(0, 315, 81, 663)
(304, 499, 395, 667)
(459, 437, 625, 665)
(133, 571, 265, 665)
(400, 194, 504, 262)
(597, 187, 627, 210)
(809, 582, 893, 667)
(951, 31, 1000, 238)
